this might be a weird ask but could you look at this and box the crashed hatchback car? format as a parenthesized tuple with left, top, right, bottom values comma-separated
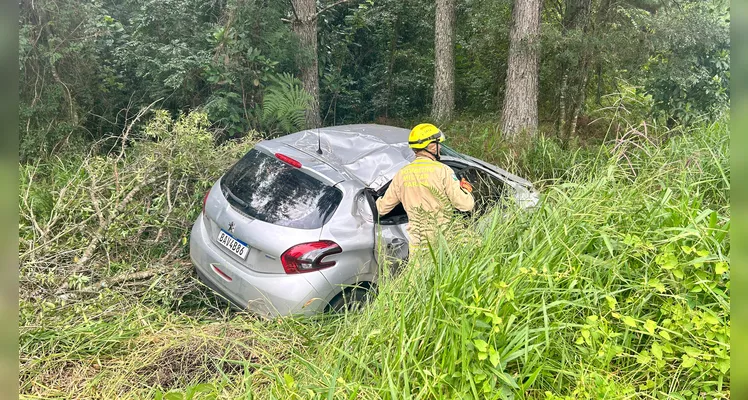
(190, 124, 538, 316)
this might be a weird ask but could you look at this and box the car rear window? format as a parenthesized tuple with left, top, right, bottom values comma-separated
(220, 150, 342, 229)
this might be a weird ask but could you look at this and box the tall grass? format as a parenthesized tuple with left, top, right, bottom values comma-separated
(254, 119, 729, 399)
(18, 116, 729, 399)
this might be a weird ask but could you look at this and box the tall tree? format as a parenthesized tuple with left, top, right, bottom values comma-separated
(291, 0, 322, 128)
(431, 0, 456, 122)
(558, 0, 593, 142)
(500, 0, 542, 138)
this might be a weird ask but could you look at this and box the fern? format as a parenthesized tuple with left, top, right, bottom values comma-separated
(262, 72, 312, 133)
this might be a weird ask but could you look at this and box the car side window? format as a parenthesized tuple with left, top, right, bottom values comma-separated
(459, 167, 507, 215)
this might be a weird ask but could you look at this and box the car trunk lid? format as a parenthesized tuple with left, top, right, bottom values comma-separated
(203, 147, 345, 274)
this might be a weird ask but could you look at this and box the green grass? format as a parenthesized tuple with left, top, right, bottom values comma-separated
(251, 119, 729, 399)
(18, 115, 729, 399)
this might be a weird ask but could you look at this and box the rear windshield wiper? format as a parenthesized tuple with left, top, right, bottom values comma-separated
(221, 183, 249, 208)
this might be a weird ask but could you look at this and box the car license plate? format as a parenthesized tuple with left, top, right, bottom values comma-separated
(217, 230, 249, 260)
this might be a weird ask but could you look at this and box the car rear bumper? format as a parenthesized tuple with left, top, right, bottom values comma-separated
(189, 215, 332, 317)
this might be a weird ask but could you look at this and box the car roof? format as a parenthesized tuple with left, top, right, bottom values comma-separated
(263, 124, 416, 189)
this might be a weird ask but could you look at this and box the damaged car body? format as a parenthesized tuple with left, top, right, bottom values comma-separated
(189, 124, 539, 317)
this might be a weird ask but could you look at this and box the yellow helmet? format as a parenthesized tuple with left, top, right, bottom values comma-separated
(408, 123, 445, 149)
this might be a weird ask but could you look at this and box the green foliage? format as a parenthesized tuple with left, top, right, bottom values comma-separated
(110, 0, 299, 138)
(537, 0, 730, 134)
(261, 73, 313, 134)
(454, 0, 512, 113)
(19, 0, 298, 158)
(19, 0, 731, 157)
(18, 0, 113, 161)
(318, 0, 436, 123)
(639, 1, 730, 126)
(18, 110, 255, 305)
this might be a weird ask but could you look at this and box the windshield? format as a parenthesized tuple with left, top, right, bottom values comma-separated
(220, 150, 342, 229)
(440, 144, 467, 159)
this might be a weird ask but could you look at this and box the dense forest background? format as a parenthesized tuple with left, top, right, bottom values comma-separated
(19, 0, 729, 161)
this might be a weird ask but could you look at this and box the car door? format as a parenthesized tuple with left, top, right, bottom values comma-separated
(362, 186, 410, 273)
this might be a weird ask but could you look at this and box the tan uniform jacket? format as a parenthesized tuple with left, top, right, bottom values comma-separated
(375, 156, 474, 247)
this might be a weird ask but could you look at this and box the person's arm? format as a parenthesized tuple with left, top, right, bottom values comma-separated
(443, 167, 475, 212)
(375, 174, 401, 216)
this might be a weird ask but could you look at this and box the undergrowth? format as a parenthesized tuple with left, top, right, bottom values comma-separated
(252, 118, 729, 399)
(18, 112, 729, 399)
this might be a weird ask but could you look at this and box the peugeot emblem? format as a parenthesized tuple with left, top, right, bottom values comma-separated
(228, 221, 235, 233)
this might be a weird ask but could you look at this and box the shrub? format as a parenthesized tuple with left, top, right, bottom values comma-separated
(19, 110, 256, 304)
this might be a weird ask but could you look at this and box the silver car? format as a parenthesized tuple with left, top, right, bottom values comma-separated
(190, 124, 538, 317)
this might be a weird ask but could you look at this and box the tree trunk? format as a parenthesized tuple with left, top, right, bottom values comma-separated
(565, 37, 592, 143)
(291, 0, 321, 128)
(559, 0, 592, 141)
(557, 73, 568, 138)
(384, 16, 399, 119)
(431, 0, 456, 123)
(500, 0, 542, 139)
(568, 65, 589, 140)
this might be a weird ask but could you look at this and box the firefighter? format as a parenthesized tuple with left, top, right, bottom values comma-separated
(375, 123, 475, 255)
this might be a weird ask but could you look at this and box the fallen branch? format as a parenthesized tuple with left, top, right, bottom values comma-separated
(154, 172, 174, 243)
(114, 98, 162, 192)
(65, 172, 166, 278)
(86, 162, 106, 227)
(85, 268, 165, 290)
(58, 266, 170, 301)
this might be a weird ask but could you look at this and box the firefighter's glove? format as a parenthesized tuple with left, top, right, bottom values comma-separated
(460, 178, 473, 193)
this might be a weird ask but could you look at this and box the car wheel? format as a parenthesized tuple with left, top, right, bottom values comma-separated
(327, 287, 371, 313)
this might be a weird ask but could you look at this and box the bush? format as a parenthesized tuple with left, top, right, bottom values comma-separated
(19, 110, 255, 304)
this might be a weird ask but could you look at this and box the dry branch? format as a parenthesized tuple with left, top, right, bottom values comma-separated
(58, 266, 171, 301)
(71, 173, 165, 272)
(86, 163, 106, 227)
(114, 98, 162, 192)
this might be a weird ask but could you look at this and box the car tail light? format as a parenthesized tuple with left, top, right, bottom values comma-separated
(281, 241, 342, 274)
(202, 188, 211, 215)
(275, 153, 302, 168)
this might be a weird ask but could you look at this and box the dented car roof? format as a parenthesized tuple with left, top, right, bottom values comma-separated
(261, 124, 416, 189)
(255, 123, 533, 190)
